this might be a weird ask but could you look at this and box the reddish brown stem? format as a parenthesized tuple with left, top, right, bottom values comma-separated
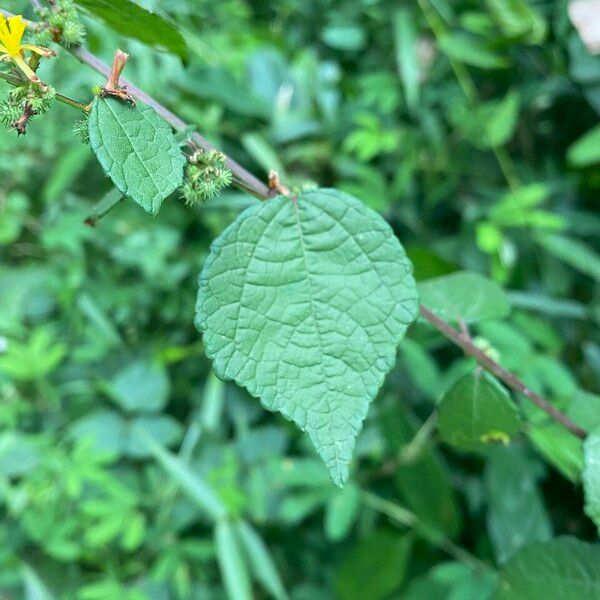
(419, 305, 587, 440)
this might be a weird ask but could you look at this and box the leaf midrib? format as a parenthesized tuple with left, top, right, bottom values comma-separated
(292, 197, 344, 483)
(102, 100, 166, 209)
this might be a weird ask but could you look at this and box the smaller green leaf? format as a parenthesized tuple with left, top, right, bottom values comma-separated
(497, 537, 600, 599)
(567, 124, 600, 167)
(418, 271, 510, 324)
(88, 97, 186, 215)
(76, 0, 187, 59)
(438, 371, 521, 451)
(583, 430, 600, 533)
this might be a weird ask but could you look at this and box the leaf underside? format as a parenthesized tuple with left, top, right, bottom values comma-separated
(195, 189, 419, 486)
(76, 0, 188, 59)
(88, 97, 186, 215)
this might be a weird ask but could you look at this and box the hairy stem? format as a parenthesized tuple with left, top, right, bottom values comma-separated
(0, 70, 89, 112)
(1, 7, 587, 442)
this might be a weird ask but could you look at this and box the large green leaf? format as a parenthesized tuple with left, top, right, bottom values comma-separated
(196, 189, 419, 486)
(88, 97, 186, 215)
(497, 537, 600, 599)
(418, 271, 510, 324)
(583, 430, 600, 533)
(438, 371, 521, 451)
(76, 0, 187, 59)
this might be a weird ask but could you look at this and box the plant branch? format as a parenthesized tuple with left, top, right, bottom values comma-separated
(0, 7, 273, 200)
(1, 7, 587, 443)
(419, 305, 587, 439)
(67, 45, 272, 200)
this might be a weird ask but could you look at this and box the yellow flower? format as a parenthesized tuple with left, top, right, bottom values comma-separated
(0, 14, 55, 83)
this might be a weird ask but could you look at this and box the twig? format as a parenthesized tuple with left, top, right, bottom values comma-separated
(419, 306, 587, 439)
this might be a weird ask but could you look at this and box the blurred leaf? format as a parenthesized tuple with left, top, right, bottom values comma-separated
(399, 338, 443, 401)
(215, 520, 252, 600)
(419, 271, 511, 324)
(88, 97, 186, 215)
(324, 482, 361, 541)
(0, 328, 66, 381)
(448, 91, 520, 149)
(484, 89, 520, 146)
(567, 124, 600, 166)
(485, 0, 547, 44)
(438, 371, 521, 451)
(22, 564, 55, 600)
(528, 423, 584, 482)
(335, 530, 412, 600)
(42, 145, 90, 202)
(485, 445, 552, 563)
(439, 32, 509, 69)
(583, 429, 600, 533)
(0, 433, 41, 477)
(401, 562, 498, 600)
(536, 233, 600, 282)
(135, 428, 226, 520)
(196, 189, 418, 487)
(0, 191, 28, 245)
(321, 25, 366, 51)
(380, 403, 462, 538)
(76, 0, 187, 59)
(107, 359, 170, 413)
(241, 133, 287, 179)
(236, 521, 288, 600)
(393, 8, 420, 114)
(497, 537, 600, 599)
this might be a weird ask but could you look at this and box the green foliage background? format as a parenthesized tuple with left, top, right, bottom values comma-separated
(1, 0, 600, 598)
